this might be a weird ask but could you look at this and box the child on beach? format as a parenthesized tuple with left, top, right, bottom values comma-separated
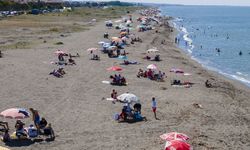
(152, 97, 157, 119)
(111, 89, 117, 100)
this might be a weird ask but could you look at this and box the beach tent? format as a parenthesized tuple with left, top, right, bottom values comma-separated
(117, 93, 139, 103)
(0, 108, 30, 119)
(165, 140, 191, 150)
(160, 132, 189, 142)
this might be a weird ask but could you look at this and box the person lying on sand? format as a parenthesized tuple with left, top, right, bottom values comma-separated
(121, 60, 138, 65)
(49, 68, 65, 78)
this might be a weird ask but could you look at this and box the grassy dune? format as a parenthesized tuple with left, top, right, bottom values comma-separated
(0, 6, 142, 50)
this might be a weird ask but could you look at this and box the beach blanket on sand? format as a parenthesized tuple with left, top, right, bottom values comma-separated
(106, 98, 115, 101)
(102, 81, 111, 84)
(172, 84, 191, 88)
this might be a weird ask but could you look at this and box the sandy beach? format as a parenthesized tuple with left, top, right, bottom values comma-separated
(0, 7, 250, 150)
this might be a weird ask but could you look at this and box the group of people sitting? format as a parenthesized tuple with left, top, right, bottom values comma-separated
(49, 67, 66, 78)
(143, 54, 160, 61)
(137, 69, 165, 81)
(58, 53, 77, 65)
(1, 108, 55, 143)
(110, 74, 127, 86)
(130, 37, 142, 44)
(116, 103, 146, 122)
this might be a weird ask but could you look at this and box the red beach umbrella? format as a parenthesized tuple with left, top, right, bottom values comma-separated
(165, 140, 191, 150)
(0, 108, 30, 119)
(107, 66, 123, 71)
(160, 132, 189, 141)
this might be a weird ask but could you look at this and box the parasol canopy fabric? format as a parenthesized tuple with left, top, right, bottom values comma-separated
(0, 108, 30, 119)
(117, 93, 139, 103)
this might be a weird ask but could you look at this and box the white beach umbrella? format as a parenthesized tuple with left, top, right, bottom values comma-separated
(117, 93, 139, 103)
(147, 48, 159, 53)
(147, 64, 158, 70)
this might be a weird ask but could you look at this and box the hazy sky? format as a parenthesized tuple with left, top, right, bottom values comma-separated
(89, 0, 250, 6)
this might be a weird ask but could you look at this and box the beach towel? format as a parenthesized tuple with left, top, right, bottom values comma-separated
(172, 84, 191, 88)
(102, 81, 110, 84)
(106, 98, 115, 101)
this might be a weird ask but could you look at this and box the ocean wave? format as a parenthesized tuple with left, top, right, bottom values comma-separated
(192, 57, 250, 86)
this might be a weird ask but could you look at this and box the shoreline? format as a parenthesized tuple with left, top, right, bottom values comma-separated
(162, 8, 250, 88)
(0, 7, 249, 150)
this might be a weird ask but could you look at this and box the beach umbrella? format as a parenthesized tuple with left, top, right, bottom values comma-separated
(115, 19, 122, 23)
(147, 64, 157, 70)
(165, 140, 191, 150)
(54, 50, 66, 55)
(0, 108, 30, 119)
(121, 37, 128, 41)
(117, 93, 139, 103)
(112, 37, 122, 43)
(160, 132, 189, 141)
(87, 48, 98, 51)
(147, 48, 159, 53)
(120, 32, 127, 35)
(107, 66, 123, 71)
(117, 55, 128, 60)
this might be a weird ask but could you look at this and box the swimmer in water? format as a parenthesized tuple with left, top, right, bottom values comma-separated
(239, 51, 242, 56)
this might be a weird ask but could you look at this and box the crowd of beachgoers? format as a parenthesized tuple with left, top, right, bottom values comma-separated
(0, 8, 195, 150)
(2, 6, 247, 150)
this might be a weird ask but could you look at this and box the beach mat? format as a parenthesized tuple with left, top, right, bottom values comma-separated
(102, 81, 110, 84)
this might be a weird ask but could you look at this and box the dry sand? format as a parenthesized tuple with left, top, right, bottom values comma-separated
(0, 10, 250, 150)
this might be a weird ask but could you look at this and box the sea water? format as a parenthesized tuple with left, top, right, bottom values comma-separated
(159, 5, 250, 87)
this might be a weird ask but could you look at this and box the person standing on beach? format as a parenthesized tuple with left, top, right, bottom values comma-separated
(151, 97, 157, 119)
(29, 108, 40, 130)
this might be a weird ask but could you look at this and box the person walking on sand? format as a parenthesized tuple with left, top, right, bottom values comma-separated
(152, 97, 157, 119)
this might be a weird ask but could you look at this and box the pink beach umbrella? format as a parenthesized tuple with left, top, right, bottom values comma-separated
(147, 64, 157, 70)
(87, 48, 98, 51)
(165, 140, 191, 150)
(160, 132, 189, 141)
(107, 66, 123, 71)
(0, 108, 30, 119)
